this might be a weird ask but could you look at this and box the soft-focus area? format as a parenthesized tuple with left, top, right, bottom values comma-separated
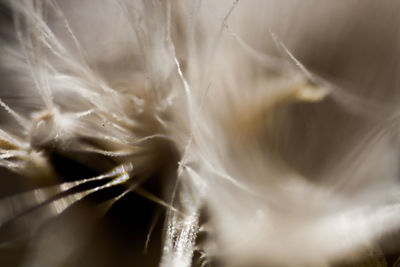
(0, 0, 400, 266)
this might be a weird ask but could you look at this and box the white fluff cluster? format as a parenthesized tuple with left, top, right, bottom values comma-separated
(1, 0, 400, 266)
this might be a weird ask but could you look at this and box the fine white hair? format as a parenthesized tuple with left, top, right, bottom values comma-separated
(0, 0, 400, 266)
